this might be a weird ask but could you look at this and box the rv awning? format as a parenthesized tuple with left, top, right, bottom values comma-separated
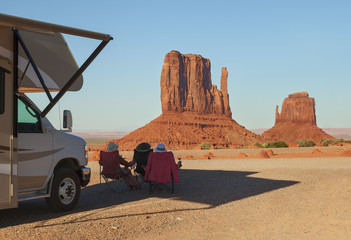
(0, 13, 112, 116)
(0, 27, 83, 92)
(0, 13, 112, 93)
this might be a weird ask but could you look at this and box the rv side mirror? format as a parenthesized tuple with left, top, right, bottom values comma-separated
(63, 110, 72, 129)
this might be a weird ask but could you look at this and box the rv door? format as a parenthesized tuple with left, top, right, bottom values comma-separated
(0, 63, 17, 210)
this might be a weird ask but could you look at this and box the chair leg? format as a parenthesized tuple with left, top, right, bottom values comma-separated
(172, 178, 174, 193)
(149, 181, 152, 193)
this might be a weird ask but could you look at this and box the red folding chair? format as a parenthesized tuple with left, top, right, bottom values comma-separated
(144, 152, 179, 193)
(99, 150, 130, 192)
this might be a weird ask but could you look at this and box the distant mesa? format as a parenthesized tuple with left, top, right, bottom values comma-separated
(109, 50, 262, 150)
(262, 92, 334, 143)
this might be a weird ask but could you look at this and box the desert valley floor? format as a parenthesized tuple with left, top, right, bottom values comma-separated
(1, 146, 351, 240)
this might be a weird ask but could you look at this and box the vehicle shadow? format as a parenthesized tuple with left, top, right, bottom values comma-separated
(0, 169, 299, 228)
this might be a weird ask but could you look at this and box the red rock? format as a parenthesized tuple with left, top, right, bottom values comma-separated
(239, 153, 247, 158)
(312, 149, 323, 154)
(160, 50, 231, 116)
(262, 92, 334, 143)
(259, 150, 270, 158)
(203, 152, 215, 159)
(266, 150, 274, 156)
(341, 151, 351, 157)
(220, 67, 232, 118)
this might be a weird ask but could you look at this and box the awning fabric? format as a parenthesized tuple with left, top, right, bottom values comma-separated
(0, 26, 83, 92)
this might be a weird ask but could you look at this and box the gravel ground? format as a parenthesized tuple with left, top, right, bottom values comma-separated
(1, 155, 351, 239)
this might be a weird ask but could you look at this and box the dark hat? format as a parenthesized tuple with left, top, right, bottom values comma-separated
(136, 142, 152, 152)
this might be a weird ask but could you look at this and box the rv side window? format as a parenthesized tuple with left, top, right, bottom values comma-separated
(0, 72, 4, 114)
(18, 99, 42, 133)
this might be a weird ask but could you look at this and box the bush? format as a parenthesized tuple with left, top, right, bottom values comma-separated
(200, 142, 211, 150)
(216, 146, 223, 149)
(321, 138, 351, 146)
(262, 141, 289, 148)
(253, 142, 263, 148)
(296, 140, 316, 147)
(338, 138, 351, 144)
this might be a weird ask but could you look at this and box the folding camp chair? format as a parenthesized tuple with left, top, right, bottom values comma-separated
(99, 150, 129, 192)
(144, 152, 179, 193)
(132, 142, 153, 187)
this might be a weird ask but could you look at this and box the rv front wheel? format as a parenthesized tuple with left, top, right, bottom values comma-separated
(46, 168, 81, 211)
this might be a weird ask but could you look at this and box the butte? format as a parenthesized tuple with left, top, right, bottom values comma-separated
(262, 92, 334, 143)
(113, 50, 262, 150)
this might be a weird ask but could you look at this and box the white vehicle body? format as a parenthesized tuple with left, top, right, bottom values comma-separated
(0, 13, 112, 211)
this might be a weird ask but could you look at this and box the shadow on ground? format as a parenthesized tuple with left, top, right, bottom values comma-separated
(0, 169, 299, 228)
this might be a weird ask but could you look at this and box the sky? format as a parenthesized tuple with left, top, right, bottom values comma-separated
(2, 0, 351, 131)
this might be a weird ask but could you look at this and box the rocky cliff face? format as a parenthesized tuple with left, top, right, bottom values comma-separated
(263, 92, 334, 142)
(275, 92, 316, 125)
(161, 50, 231, 117)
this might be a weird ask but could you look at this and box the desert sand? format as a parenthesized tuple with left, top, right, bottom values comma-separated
(1, 146, 351, 239)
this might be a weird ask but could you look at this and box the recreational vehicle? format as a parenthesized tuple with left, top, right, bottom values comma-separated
(0, 14, 112, 211)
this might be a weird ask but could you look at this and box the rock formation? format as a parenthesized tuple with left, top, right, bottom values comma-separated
(275, 92, 316, 125)
(105, 50, 262, 151)
(161, 50, 232, 117)
(262, 92, 334, 143)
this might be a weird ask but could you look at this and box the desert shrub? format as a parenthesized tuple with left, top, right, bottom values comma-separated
(321, 138, 351, 146)
(338, 138, 351, 144)
(321, 139, 334, 146)
(253, 142, 263, 148)
(200, 142, 211, 150)
(216, 146, 223, 149)
(296, 140, 316, 147)
(262, 141, 289, 148)
(320, 139, 351, 146)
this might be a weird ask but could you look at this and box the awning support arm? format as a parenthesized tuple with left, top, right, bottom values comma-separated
(14, 29, 53, 102)
(41, 38, 111, 117)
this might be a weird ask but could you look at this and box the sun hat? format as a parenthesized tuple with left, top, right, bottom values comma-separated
(135, 142, 152, 152)
(154, 143, 167, 153)
(106, 142, 118, 152)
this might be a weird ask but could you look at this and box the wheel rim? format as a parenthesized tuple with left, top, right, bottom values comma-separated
(58, 177, 76, 205)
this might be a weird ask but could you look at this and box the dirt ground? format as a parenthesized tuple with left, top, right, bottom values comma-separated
(1, 146, 351, 239)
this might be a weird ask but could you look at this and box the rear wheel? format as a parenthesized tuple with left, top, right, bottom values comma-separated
(46, 168, 81, 211)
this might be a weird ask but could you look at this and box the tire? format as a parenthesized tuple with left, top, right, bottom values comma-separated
(46, 168, 81, 212)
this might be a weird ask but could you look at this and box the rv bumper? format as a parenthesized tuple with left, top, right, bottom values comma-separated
(80, 167, 91, 187)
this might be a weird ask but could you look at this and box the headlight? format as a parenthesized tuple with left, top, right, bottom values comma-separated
(84, 144, 89, 160)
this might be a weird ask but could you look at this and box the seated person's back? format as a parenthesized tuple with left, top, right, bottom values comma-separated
(133, 142, 153, 176)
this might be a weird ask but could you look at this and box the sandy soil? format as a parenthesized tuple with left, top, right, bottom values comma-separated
(1, 146, 351, 239)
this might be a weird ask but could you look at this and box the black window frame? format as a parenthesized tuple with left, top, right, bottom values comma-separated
(0, 67, 10, 114)
(0, 71, 4, 114)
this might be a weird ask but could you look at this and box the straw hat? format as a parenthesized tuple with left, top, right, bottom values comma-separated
(154, 143, 167, 153)
(106, 142, 118, 152)
(136, 142, 152, 152)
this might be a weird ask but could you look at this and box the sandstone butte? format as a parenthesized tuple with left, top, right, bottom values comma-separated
(262, 92, 334, 143)
(106, 50, 263, 151)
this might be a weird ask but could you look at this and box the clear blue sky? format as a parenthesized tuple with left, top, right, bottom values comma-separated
(3, 1, 351, 130)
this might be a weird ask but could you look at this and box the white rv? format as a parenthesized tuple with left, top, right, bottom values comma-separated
(0, 14, 112, 211)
